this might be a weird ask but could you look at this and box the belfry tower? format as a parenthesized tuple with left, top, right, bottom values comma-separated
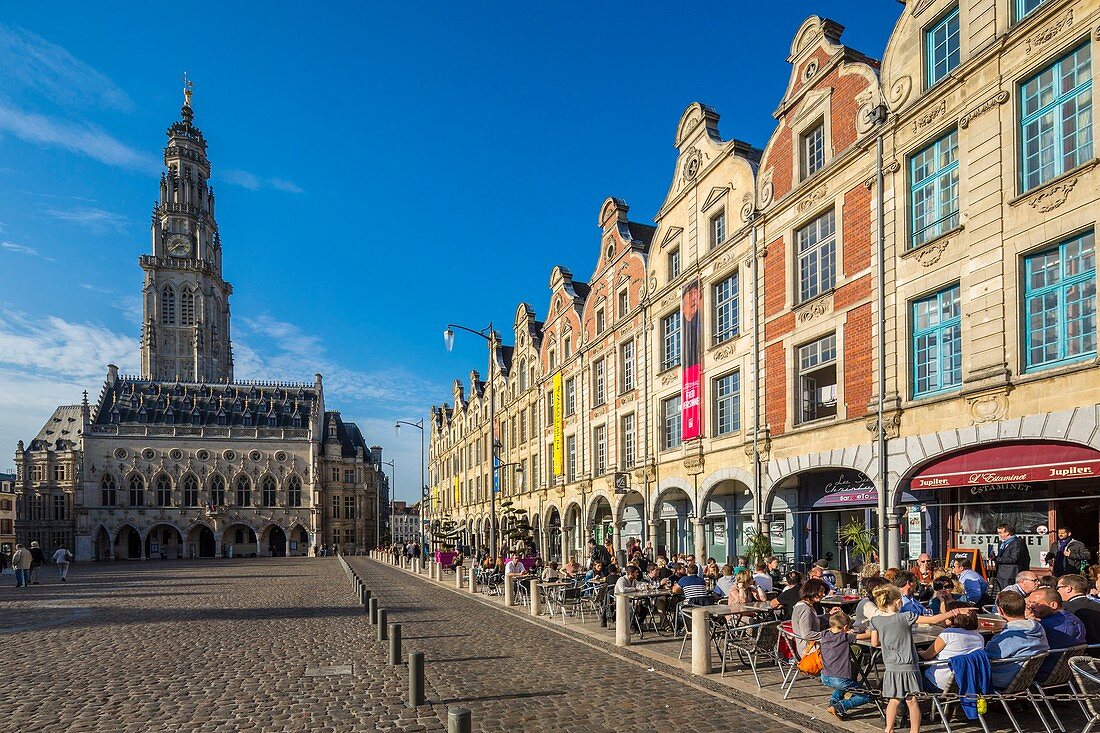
(140, 76, 234, 383)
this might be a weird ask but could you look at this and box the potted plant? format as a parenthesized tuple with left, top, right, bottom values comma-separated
(743, 528, 773, 565)
(838, 519, 878, 575)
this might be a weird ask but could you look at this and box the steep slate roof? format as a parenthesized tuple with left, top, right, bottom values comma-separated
(93, 377, 318, 428)
(29, 405, 83, 451)
(627, 222, 657, 250)
(324, 411, 372, 459)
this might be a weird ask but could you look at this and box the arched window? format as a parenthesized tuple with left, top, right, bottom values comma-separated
(288, 476, 302, 507)
(209, 474, 226, 506)
(261, 476, 276, 507)
(161, 285, 176, 325)
(155, 474, 172, 507)
(211, 299, 220, 337)
(128, 475, 145, 507)
(235, 475, 251, 507)
(101, 475, 117, 507)
(180, 286, 196, 326)
(182, 475, 199, 507)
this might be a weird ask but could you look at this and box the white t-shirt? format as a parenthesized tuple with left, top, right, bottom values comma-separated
(52, 548, 71, 564)
(504, 559, 526, 575)
(927, 628, 985, 690)
(753, 572, 774, 592)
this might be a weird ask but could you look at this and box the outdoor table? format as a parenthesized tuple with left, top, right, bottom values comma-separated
(853, 618, 1005, 687)
(820, 595, 861, 609)
(538, 581, 574, 615)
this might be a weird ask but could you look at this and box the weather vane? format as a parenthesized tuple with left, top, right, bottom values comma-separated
(182, 71, 194, 107)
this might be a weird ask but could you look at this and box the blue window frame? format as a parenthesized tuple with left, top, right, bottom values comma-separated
(926, 6, 960, 88)
(1016, 0, 1048, 22)
(1024, 231, 1096, 371)
(912, 284, 962, 398)
(910, 129, 960, 249)
(1021, 45, 1093, 192)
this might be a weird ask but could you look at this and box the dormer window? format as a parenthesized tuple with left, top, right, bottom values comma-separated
(800, 120, 825, 180)
(563, 335, 572, 359)
(618, 289, 629, 319)
(925, 6, 960, 88)
(668, 247, 681, 280)
(595, 308, 605, 335)
(710, 209, 727, 249)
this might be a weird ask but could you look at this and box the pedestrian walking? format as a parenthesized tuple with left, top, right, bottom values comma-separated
(28, 541, 45, 584)
(11, 543, 31, 587)
(1045, 526, 1092, 576)
(52, 546, 73, 582)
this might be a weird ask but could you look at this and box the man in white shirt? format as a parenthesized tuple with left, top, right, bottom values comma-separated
(753, 562, 774, 592)
(52, 546, 73, 582)
(504, 552, 527, 577)
(615, 565, 641, 594)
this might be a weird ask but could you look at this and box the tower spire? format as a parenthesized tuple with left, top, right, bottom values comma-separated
(181, 71, 194, 122)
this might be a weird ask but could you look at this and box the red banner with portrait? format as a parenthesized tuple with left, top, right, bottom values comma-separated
(681, 279, 702, 441)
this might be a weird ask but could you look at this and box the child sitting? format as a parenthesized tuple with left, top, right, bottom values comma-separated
(820, 610, 873, 720)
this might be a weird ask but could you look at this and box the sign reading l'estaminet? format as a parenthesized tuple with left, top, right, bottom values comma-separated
(912, 459, 1100, 489)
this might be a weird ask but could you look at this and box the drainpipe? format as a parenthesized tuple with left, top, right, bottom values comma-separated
(750, 216, 763, 536)
(873, 104, 890, 569)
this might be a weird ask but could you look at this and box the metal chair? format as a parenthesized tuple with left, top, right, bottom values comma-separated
(1030, 644, 1086, 732)
(776, 623, 817, 699)
(676, 606, 726, 661)
(923, 651, 992, 733)
(720, 618, 781, 687)
(1070, 655, 1100, 733)
(990, 653, 1051, 733)
(558, 586, 586, 623)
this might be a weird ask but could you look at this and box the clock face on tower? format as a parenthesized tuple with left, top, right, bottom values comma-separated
(167, 234, 191, 258)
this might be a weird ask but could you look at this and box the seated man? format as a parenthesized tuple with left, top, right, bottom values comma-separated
(1027, 586, 1087, 678)
(1057, 574, 1100, 645)
(894, 570, 931, 616)
(672, 563, 713, 605)
(809, 562, 837, 592)
(1002, 570, 1041, 598)
(714, 564, 736, 597)
(986, 590, 1049, 690)
(951, 556, 988, 605)
(753, 562, 774, 593)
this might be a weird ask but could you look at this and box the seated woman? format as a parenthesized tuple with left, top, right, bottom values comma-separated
(927, 576, 960, 615)
(854, 576, 889, 627)
(703, 558, 721, 581)
(918, 600, 985, 691)
(449, 552, 464, 572)
(583, 561, 606, 595)
(561, 555, 582, 578)
(726, 568, 768, 606)
(541, 561, 561, 582)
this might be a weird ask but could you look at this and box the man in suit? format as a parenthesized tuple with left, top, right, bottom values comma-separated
(992, 524, 1030, 590)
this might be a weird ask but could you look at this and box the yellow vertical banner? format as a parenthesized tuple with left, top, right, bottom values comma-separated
(553, 372, 564, 475)
(453, 475, 460, 507)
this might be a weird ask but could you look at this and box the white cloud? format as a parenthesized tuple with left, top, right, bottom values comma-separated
(221, 168, 304, 194)
(1, 240, 54, 261)
(0, 104, 158, 173)
(0, 24, 132, 112)
(43, 206, 133, 234)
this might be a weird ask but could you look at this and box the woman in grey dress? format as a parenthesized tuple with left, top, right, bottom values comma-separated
(868, 584, 974, 733)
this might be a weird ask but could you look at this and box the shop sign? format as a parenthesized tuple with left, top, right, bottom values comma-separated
(911, 442, 1100, 489)
(957, 533, 1047, 553)
(906, 506, 922, 561)
(968, 483, 1032, 496)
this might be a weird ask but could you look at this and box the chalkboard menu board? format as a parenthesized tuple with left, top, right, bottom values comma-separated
(946, 547, 986, 579)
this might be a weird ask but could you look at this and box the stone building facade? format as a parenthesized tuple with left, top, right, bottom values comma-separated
(429, 0, 1100, 571)
(1, 472, 16, 556)
(14, 89, 384, 561)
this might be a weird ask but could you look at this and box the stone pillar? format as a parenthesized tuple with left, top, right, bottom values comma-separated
(615, 593, 630, 647)
(694, 519, 706, 563)
(691, 606, 712, 675)
(455, 566, 465, 589)
(647, 521, 658, 557)
(560, 529, 569, 567)
(504, 576, 514, 606)
(468, 566, 477, 594)
(530, 582, 542, 616)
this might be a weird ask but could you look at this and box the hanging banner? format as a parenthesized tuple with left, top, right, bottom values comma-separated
(552, 371, 564, 475)
(681, 278, 702, 441)
(453, 475, 459, 507)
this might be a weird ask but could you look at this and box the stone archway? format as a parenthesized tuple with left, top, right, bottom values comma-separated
(186, 523, 217, 558)
(563, 502, 583, 563)
(653, 486, 694, 557)
(144, 523, 183, 560)
(699, 479, 750, 565)
(115, 524, 142, 560)
(93, 525, 111, 561)
(220, 523, 257, 558)
(615, 490, 646, 557)
(545, 506, 563, 563)
(264, 525, 287, 557)
(588, 494, 613, 546)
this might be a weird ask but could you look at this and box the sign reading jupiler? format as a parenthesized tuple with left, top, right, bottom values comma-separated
(912, 459, 1100, 489)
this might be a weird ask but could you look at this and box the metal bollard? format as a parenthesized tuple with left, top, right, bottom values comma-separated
(362, 588, 372, 611)
(448, 707, 472, 733)
(407, 651, 425, 707)
(388, 623, 402, 665)
(368, 597, 378, 625)
(377, 609, 389, 641)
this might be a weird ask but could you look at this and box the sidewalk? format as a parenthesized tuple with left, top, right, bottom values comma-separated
(368, 552, 1085, 733)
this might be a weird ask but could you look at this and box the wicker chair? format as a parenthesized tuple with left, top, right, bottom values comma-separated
(1069, 656, 1100, 733)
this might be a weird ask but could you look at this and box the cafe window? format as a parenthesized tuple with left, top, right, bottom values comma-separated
(797, 333, 838, 424)
(1021, 44, 1093, 192)
(912, 284, 962, 397)
(1024, 231, 1096, 371)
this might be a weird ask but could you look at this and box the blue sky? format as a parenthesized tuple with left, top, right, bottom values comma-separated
(0, 2, 902, 501)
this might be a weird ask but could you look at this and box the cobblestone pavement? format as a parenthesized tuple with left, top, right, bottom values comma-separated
(1, 558, 797, 733)
(1, 559, 443, 733)
(347, 558, 797, 733)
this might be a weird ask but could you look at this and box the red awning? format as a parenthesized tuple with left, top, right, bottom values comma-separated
(911, 441, 1100, 489)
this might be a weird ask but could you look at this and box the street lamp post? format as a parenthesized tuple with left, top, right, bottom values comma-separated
(444, 322, 500, 558)
(395, 419, 426, 551)
(381, 459, 395, 546)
